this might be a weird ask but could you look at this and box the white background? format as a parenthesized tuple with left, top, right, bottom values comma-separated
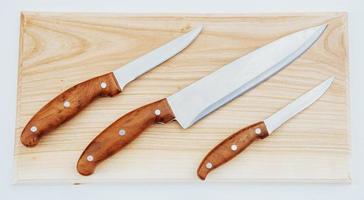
(1, 0, 363, 199)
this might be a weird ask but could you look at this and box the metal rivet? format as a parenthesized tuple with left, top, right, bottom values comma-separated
(119, 129, 126, 136)
(86, 155, 94, 162)
(231, 144, 238, 151)
(154, 109, 161, 116)
(206, 162, 213, 169)
(63, 100, 70, 108)
(255, 128, 262, 135)
(30, 126, 37, 133)
(100, 82, 107, 89)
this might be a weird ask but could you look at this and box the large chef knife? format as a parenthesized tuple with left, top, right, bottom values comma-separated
(77, 24, 327, 175)
(197, 77, 334, 180)
(20, 26, 203, 147)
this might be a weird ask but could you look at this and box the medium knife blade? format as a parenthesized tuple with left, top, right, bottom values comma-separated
(167, 24, 327, 128)
(197, 77, 334, 180)
(113, 26, 203, 89)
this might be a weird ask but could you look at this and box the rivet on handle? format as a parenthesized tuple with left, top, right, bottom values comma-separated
(30, 126, 37, 133)
(154, 109, 161, 116)
(86, 155, 94, 162)
(206, 162, 213, 169)
(100, 82, 107, 89)
(231, 144, 238, 151)
(118, 129, 126, 136)
(63, 100, 71, 108)
(255, 128, 261, 135)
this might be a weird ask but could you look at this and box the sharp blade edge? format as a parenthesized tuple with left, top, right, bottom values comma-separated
(113, 26, 203, 89)
(264, 77, 334, 134)
(167, 24, 327, 129)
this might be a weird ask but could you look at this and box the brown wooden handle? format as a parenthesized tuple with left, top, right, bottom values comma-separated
(21, 72, 121, 147)
(197, 121, 269, 180)
(77, 98, 175, 176)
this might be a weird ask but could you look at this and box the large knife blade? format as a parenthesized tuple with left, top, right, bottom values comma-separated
(197, 77, 334, 180)
(168, 24, 327, 128)
(77, 24, 326, 176)
(20, 26, 202, 147)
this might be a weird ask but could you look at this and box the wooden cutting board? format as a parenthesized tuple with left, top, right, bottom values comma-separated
(14, 12, 350, 183)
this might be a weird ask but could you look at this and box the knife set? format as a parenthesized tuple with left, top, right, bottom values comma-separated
(20, 24, 333, 180)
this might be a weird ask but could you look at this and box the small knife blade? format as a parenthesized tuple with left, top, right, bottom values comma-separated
(264, 76, 335, 134)
(197, 77, 334, 180)
(77, 25, 326, 176)
(20, 26, 202, 147)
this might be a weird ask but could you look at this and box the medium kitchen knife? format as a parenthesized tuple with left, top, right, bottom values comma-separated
(77, 24, 327, 176)
(20, 26, 203, 147)
(197, 77, 334, 180)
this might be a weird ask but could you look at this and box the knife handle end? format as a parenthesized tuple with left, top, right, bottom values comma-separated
(197, 121, 268, 180)
(20, 72, 121, 147)
(77, 98, 175, 176)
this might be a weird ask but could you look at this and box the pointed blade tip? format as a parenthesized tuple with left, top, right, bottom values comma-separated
(301, 23, 327, 42)
(329, 76, 335, 82)
(317, 23, 328, 31)
(327, 76, 335, 85)
(310, 23, 327, 38)
(320, 76, 335, 93)
(194, 25, 203, 32)
(189, 25, 203, 37)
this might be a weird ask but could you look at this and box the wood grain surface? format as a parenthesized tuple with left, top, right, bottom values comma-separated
(14, 12, 350, 183)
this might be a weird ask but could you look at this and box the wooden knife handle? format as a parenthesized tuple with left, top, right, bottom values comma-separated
(77, 98, 175, 176)
(21, 72, 122, 147)
(197, 121, 269, 180)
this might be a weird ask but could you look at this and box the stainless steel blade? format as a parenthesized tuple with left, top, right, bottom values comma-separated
(113, 26, 203, 89)
(167, 24, 327, 129)
(264, 77, 334, 134)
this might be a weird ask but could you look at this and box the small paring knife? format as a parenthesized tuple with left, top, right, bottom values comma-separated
(20, 26, 203, 147)
(76, 24, 327, 176)
(197, 77, 335, 180)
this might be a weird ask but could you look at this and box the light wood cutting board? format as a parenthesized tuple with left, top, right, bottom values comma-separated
(14, 12, 350, 183)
